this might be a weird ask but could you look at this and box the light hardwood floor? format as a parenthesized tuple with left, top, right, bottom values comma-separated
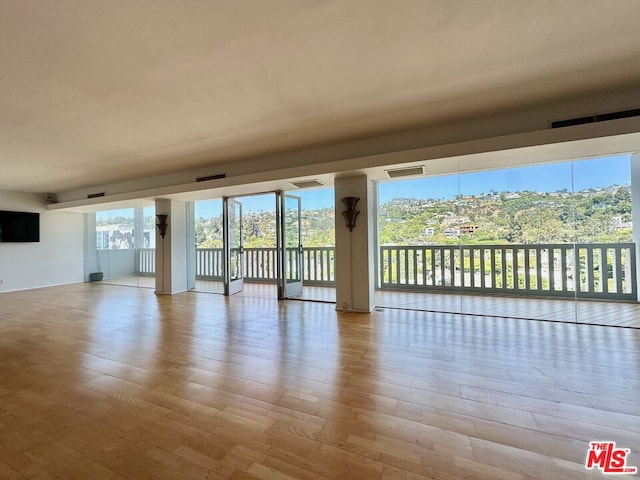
(1, 284, 639, 479)
(102, 276, 640, 328)
(375, 290, 640, 328)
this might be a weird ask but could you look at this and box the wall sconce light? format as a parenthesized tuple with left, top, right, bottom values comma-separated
(341, 197, 360, 232)
(156, 214, 168, 238)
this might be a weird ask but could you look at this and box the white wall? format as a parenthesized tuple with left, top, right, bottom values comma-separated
(0, 190, 84, 292)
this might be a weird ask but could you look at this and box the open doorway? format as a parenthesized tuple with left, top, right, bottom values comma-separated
(192, 188, 336, 303)
(286, 187, 336, 303)
(193, 198, 224, 294)
(193, 193, 279, 299)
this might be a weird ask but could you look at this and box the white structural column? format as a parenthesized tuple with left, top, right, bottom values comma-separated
(334, 175, 376, 312)
(155, 199, 188, 295)
(631, 153, 640, 301)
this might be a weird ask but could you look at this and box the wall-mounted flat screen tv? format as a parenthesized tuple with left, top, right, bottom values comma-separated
(0, 210, 40, 242)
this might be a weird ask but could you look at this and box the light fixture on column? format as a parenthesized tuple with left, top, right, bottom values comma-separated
(156, 214, 168, 238)
(341, 197, 360, 232)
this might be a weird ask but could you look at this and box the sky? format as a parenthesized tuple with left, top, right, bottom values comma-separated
(378, 154, 631, 204)
(194, 189, 335, 218)
(99, 154, 632, 220)
(96, 205, 154, 222)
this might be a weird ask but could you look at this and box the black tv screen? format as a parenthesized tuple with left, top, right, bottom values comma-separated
(0, 210, 40, 242)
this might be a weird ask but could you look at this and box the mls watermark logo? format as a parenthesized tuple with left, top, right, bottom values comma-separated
(585, 441, 637, 475)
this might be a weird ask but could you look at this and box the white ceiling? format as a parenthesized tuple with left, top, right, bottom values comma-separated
(2, 0, 640, 193)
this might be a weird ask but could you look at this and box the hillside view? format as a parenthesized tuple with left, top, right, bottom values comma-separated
(379, 184, 632, 246)
(191, 184, 632, 248)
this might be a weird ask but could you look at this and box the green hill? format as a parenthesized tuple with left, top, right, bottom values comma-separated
(192, 185, 632, 248)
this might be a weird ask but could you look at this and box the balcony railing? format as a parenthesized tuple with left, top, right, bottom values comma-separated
(137, 243, 637, 301)
(380, 243, 637, 301)
(138, 247, 336, 285)
(136, 248, 155, 277)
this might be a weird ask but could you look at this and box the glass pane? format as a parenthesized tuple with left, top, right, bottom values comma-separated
(295, 188, 336, 302)
(143, 206, 156, 249)
(229, 201, 242, 282)
(236, 193, 277, 299)
(194, 199, 223, 294)
(134, 206, 156, 288)
(94, 207, 155, 288)
(458, 162, 576, 323)
(573, 155, 637, 327)
(376, 174, 462, 314)
(98, 208, 134, 286)
(285, 196, 301, 283)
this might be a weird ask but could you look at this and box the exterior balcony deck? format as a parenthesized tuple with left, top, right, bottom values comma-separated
(97, 243, 640, 328)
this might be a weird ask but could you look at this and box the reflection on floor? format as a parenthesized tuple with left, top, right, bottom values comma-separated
(375, 290, 640, 328)
(103, 275, 155, 288)
(233, 283, 277, 299)
(294, 285, 337, 303)
(101, 276, 336, 302)
(97, 277, 638, 328)
(194, 279, 224, 295)
(1, 283, 639, 479)
(192, 281, 332, 301)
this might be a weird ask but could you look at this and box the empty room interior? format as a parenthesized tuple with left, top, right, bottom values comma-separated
(2, 2, 640, 479)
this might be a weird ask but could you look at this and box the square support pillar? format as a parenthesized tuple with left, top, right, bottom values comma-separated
(334, 175, 376, 312)
(155, 199, 188, 295)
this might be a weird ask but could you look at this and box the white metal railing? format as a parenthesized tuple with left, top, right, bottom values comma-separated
(138, 243, 636, 300)
(379, 243, 637, 300)
(139, 247, 336, 285)
(245, 247, 277, 282)
(302, 246, 335, 284)
(136, 248, 155, 276)
(196, 248, 223, 280)
(242, 247, 333, 284)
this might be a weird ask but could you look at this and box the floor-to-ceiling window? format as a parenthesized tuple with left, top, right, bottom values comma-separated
(457, 161, 577, 322)
(377, 173, 464, 314)
(573, 156, 635, 326)
(193, 199, 224, 294)
(92, 206, 155, 288)
(376, 155, 638, 328)
(294, 187, 336, 303)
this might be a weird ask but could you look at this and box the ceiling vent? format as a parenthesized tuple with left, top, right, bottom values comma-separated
(289, 179, 325, 189)
(196, 173, 226, 182)
(551, 108, 640, 129)
(87, 192, 105, 199)
(385, 165, 425, 179)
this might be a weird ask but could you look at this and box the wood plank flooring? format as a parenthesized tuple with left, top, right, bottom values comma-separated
(102, 276, 640, 328)
(1, 284, 639, 479)
(376, 291, 640, 328)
